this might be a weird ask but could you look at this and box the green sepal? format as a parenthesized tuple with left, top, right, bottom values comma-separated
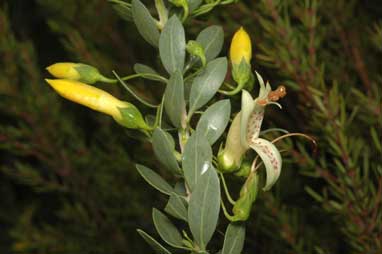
(232, 58, 251, 86)
(117, 105, 150, 130)
(234, 161, 251, 178)
(74, 64, 103, 84)
(230, 172, 259, 222)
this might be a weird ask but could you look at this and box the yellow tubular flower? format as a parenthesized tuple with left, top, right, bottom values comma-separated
(229, 27, 252, 65)
(45, 79, 128, 122)
(46, 63, 81, 80)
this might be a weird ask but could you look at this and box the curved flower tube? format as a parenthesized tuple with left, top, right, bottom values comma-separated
(45, 79, 150, 130)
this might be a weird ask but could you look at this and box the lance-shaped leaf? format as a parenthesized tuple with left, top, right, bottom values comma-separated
(188, 0, 203, 12)
(164, 71, 186, 128)
(182, 132, 213, 191)
(249, 138, 282, 191)
(132, 0, 160, 47)
(196, 100, 231, 145)
(134, 63, 164, 82)
(221, 223, 246, 254)
(153, 208, 185, 249)
(136, 164, 174, 195)
(164, 193, 188, 222)
(137, 229, 172, 254)
(196, 25, 224, 62)
(188, 167, 220, 250)
(189, 57, 228, 115)
(152, 128, 181, 174)
(159, 15, 186, 74)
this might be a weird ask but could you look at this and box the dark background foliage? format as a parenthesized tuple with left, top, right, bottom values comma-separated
(0, 0, 381, 253)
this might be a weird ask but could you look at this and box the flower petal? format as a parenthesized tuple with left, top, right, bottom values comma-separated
(249, 138, 282, 191)
(240, 90, 255, 148)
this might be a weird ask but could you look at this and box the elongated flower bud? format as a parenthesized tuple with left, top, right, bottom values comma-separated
(45, 79, 149, 130)
(229, 27, 252, 87)
(230, 27, 252, 65)
(46, 62, 114, 84)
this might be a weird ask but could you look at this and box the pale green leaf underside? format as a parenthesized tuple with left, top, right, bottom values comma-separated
(182, 132, 213, 191)
(189, 57, 228, 114)
(196, 25, 224, 62)
(188, 167, 220, 250)
(137, 229, 172, 254)
(196, 99, 231, 145)
(132, 0, 160, 47)
(164, 70, 186, 128)
(153, 208, 185, 249)
(164, 192, 188, 222)
(159, 15, 186, 74)
(152, 128, 181, 174)
(221, 222, 246, 254)
(136, 164, 174, 195)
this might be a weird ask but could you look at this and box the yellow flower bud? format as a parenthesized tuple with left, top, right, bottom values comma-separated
(229, 27, 252, 66)
(45, 79, 129, 122)
(46, 63, 81, 80)
(46, 62, 114, 84)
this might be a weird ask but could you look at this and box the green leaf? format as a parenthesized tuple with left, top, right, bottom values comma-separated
(164, 192, 188, 222)
(111, 1, 132, 21)
(249, 138, 282, 191)
(136, 164, 174, 195)
(152, 128, 181, 174)
(182, 132, 213, 191)
(164, 70, 186, 128)
(221, 223, 246, 254)
(196, 26, 224, 61)
(188, 0, 203, 12)
(153, 208, 185, 249)
(134, 63, 164, 82)
(189, 57, 228, 115)
(188, 167, 220, 250)
(159, 15, 186, 74)
(137, 229, 172, 254)
(132, 0, 160, 47)
(196, 100, 231, 145)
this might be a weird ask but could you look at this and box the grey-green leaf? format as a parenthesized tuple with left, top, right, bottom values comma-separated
(136, 164, 174, 195)
(153, 208, 185, 248)
(188, 167, 220, 250)
(112, 1, 132, 21)
(182, 132, 213, 191)
(134, 63, 164, 82)
(159, 15, 186, 74)
(132, 0, 160, 47)
(221, 223, 246, 254)
(188, 0, 203, 12)
(189, 57, 228, 115)
(196, 100, 231, 145)
(196, 26, 224, 61)
(137, 229, 172, 254)
(152, 128, 181, 174)
(164, 193, 188, 222)
(164, 70, 186, 128)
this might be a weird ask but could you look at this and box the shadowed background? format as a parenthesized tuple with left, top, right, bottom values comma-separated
(0, 0, 381, 253)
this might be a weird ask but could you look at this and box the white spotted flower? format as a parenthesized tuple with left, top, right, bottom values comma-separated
(218, 72, 286, 191)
